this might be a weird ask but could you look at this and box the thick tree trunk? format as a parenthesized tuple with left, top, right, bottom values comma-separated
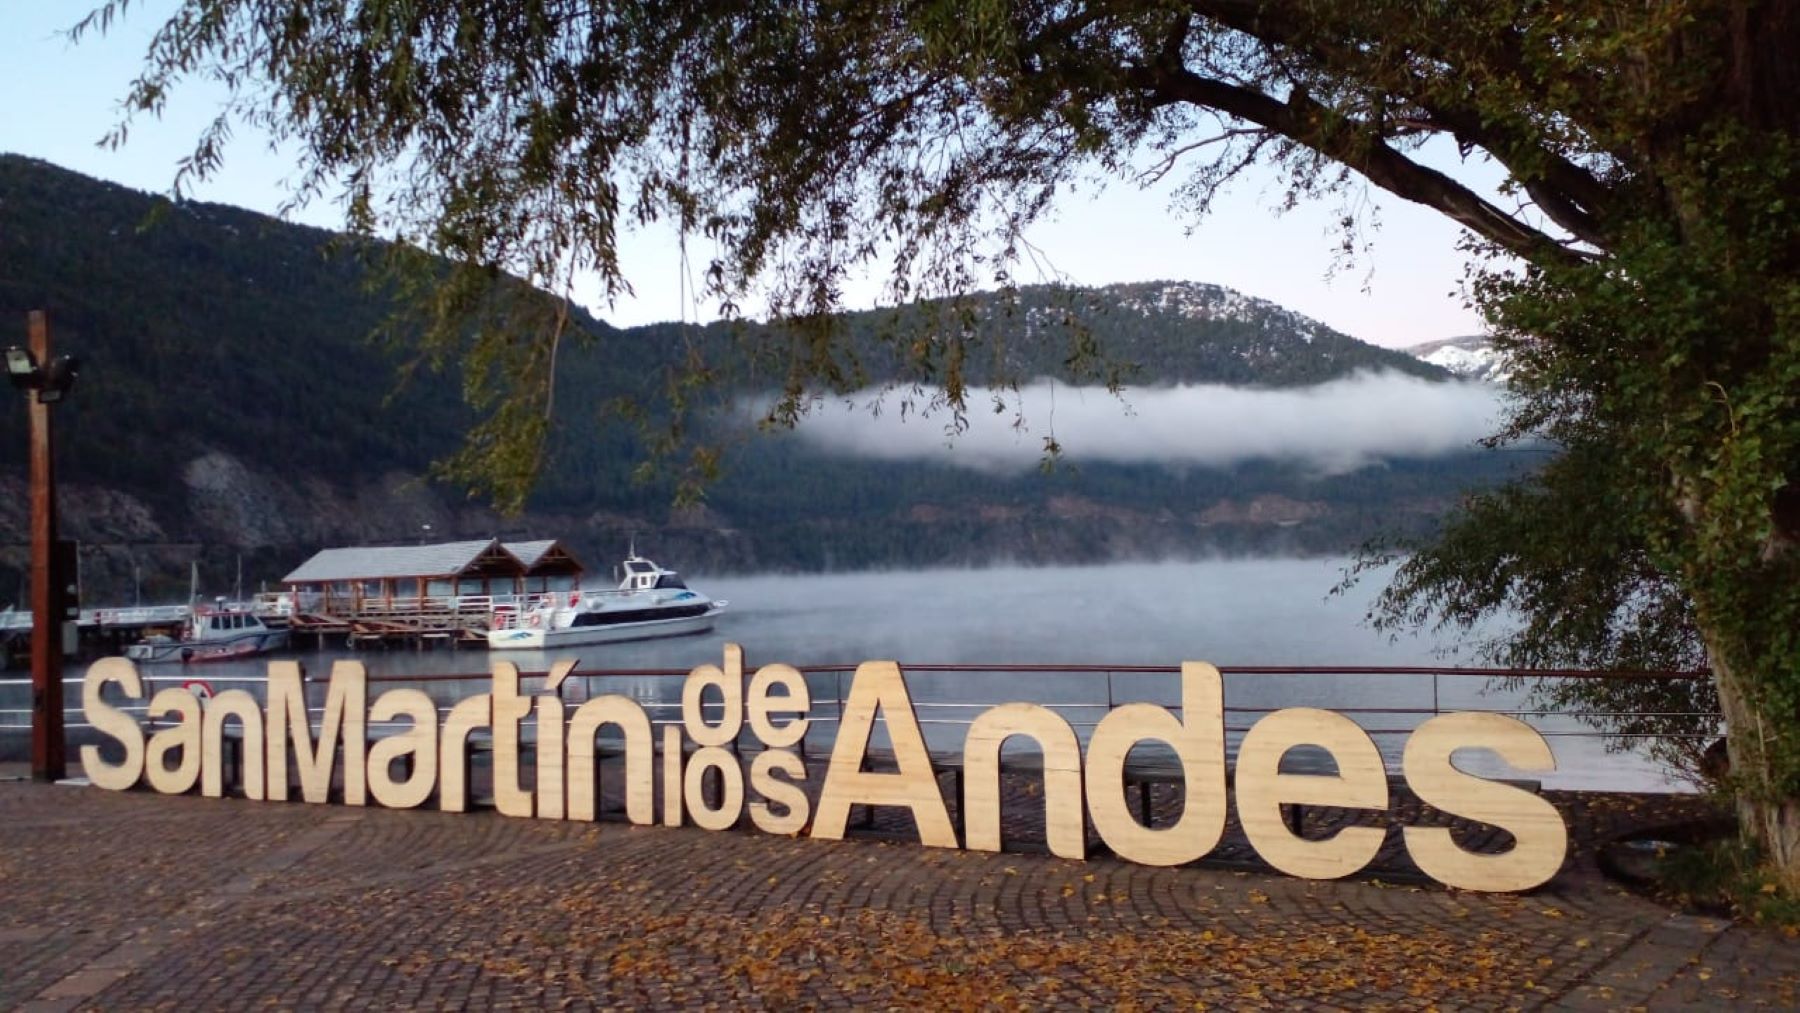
(1707, 638, 1800, 890)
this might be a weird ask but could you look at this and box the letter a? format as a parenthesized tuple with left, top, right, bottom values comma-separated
(813, 661, 956, 848)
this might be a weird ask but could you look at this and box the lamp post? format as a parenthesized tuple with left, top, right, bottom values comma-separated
(8, 311, 80, 782)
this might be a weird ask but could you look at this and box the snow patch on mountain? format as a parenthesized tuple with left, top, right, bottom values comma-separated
(1102, 280, 1333, 344)
(1406, 335, 1510, 383)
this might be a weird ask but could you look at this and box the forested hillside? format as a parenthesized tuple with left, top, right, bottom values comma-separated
(0, 155, 1510, 601)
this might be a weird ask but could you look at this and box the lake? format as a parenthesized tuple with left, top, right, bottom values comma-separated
(5, 557, 1693, 791)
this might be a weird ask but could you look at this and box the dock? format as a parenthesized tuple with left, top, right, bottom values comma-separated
(278, 537, 584, 650)
(0, 604, 192, 661)
(0, 594, 504, 661)
(286, 596, 498, 649)
(0, 536, 592, 662)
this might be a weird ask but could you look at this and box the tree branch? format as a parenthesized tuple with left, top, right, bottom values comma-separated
(1182, 0, 1616, 247)
(1135, 127, 1263, 185)
(1130, 62, 1588, 267)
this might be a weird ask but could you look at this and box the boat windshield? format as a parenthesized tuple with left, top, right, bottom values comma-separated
(654, 574, 688, 590)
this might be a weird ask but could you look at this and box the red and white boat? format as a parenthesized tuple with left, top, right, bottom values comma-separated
(125, 602, 289, 664)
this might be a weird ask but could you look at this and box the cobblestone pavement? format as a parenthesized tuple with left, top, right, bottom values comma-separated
(1, 770, 1795, 1010)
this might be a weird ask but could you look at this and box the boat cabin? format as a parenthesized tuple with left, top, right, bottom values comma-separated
(195, 607, 269, 635)
(619, 557, 689, 592)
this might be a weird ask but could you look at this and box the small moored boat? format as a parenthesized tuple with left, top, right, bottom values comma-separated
(486, 553, 725, 650)
(125, 602, 289, 664)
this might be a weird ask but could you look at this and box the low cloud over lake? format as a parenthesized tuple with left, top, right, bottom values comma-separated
(774, 371, 1505, 473)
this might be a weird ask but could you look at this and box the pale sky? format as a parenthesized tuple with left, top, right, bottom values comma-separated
(1, 1, 1492, 349)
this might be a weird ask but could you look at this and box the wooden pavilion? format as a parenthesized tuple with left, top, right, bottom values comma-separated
(279, 538, 586, 642)
(505, 539, 586, 595)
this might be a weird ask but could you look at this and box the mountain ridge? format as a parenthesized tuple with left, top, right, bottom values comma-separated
(0, 154, 1510, 603)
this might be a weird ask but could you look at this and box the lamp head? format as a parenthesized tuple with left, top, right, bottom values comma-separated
(4, 346, 38, 388)
(36, 355, 79, 404)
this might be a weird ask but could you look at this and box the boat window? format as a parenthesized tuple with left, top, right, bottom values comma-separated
(654, 575, 688, 590)
(209, 615, 222, 631)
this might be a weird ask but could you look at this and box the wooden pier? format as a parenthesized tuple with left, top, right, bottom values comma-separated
(0, 604, 191, 664)
(1, 538, 587, 661)
(0, 591, 553, 660)
(286, 597, 497, 649)
(278, 538, 584, 650)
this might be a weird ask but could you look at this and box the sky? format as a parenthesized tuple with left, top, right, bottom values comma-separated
(0, 1, 1492, 349)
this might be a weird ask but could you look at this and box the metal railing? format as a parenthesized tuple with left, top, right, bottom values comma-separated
(1, 663, 1716, 790)
(18, 666, 1712, 768)
(0, 604, 191, 632)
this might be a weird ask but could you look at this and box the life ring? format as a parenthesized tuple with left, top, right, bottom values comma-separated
(182, 679, 214, 699)
(527, 613, 543, 629)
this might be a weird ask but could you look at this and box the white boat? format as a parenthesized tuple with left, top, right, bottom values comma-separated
(125, 602, 289, 664)
(486, 554, 726, 650)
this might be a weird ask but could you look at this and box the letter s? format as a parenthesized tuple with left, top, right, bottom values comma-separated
(81, 657, 146, 790)
(1402, 712, 1567, 892)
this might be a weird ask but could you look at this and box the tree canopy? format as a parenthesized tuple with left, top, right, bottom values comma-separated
(87, 0, 1650, 487)
(86, 0, 1800, 885)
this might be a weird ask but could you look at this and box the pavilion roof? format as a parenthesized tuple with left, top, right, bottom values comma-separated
(282, 539, 522, 584)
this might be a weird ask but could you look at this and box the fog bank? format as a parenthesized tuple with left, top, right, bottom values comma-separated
(776, 371, 1504, 473)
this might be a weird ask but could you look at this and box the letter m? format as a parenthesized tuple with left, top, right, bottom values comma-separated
(266, 660, 368, 804)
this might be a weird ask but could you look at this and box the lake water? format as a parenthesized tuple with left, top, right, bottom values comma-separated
(5, 557, 1691, 791)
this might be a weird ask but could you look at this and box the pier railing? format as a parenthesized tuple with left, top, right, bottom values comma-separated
(3, 590, 607, 641)
(1, 662, 1718, 791)
(0, 604, 191, 633)
(281, 592, 569, 630)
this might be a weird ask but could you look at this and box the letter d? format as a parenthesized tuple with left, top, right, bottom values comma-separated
(1085, 662, 1227, 866)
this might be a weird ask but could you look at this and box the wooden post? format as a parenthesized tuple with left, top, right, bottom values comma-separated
(27, 311, 65, 782)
